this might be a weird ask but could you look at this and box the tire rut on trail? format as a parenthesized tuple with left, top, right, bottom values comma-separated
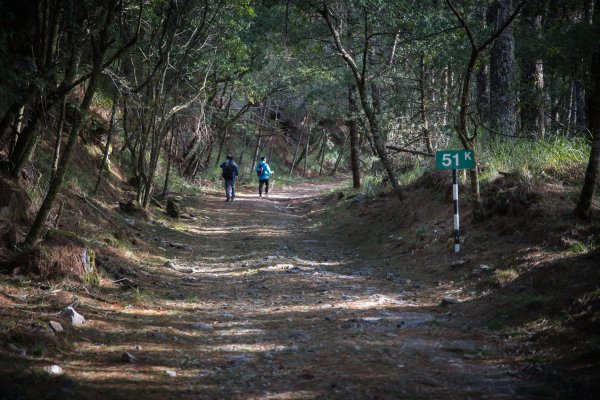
(8, 183, 540, 399)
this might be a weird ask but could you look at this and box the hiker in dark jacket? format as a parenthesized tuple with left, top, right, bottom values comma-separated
(255, 157, 273, 197)
(220, 155, 239, 202)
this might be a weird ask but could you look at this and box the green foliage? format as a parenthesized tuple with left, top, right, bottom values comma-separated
(476, 136, 590, 184)
(82, 268, 101, 288)
(130, 287, 156, 306)
(362, 175, 382, 198)
(566, 235, 600, 254)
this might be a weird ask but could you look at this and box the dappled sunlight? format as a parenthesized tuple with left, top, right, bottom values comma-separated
(0, 179, 556, 399)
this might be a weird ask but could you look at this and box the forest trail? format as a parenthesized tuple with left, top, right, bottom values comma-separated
(3, 181, 542, 400)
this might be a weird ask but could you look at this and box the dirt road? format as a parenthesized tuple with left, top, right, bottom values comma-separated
(3, 182, 542, 399)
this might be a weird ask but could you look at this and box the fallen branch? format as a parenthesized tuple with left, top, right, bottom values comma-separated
(82, 285, 114, 304)
(386, 145, 434, 158)
(78, 195, 142, 232)
(78, 195, 120, 229)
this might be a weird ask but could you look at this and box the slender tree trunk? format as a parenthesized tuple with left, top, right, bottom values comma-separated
(490, 0, 517, 136)
(238, 132, 249, 166)
(51, 98, 67, 179)
(268, 134, 275, 162)
(446, 0, 525, 217)
(330, 132, 349, 176)
(319, 4, 404, 200)
(214, 123, 228, 167)
(549, 77, 561, 134)
(419, 53, 434, 154)
(25, 1, 117, 248)
(476, 63, 489, 124)
(10, 16, 81, 178)
(475, 2, 489, 126)
(319, 132, 327, 176)
(162, 115, 176, 195)
(573, 80, 587, 133)
(93, 98, 117, 195)
(289, 116, 306, 177)
(0, 104, 19, 149)
(303, 119, 310, 176)
(520, 2, 545, 137)
(348, 85, 361, 188)
(576, 50, 600, 218)
(250, 102, 268, 175)
(441, 66, 450, 126)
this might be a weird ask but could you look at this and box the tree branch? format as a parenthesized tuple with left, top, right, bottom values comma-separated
(386, 145, 434, 158)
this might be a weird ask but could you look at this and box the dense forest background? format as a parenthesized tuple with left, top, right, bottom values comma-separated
(0, 0, 598, 249)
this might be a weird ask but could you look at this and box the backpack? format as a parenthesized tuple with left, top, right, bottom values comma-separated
(256, 165, 264, 176)
(222, 162, 234, 179)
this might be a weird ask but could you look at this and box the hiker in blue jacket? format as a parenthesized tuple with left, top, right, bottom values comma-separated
(255, 157, 273, 197)
(220, 154, 239, 202)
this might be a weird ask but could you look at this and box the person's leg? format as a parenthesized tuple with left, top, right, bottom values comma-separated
(264, 179, 269, 195)
(231, 179, 236, 201)
(259, 180, 264, 197)
(225, 180, 231, 201)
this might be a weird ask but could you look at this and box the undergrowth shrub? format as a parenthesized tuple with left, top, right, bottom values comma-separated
(477, 135, 589, 184)
(362, 175, 382, 198)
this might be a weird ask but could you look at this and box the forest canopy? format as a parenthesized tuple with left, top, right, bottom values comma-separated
(0, 0, 598, 248)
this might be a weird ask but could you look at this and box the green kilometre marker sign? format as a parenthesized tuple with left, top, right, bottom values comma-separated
(435, 149, 475, 170)
(435, 149, 475, 253)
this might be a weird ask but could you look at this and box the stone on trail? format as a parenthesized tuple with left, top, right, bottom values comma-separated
(8, 343, 26, 357)
(152, 331, 168, 340)
(287, 266, 301, 273)
(122, 352, 136, 363)
(49, 320, 64, 333)
(164, 370, 177, 377)
(44, 365, 64, 375)
(166, 199, 180, 218)
(191, 323, 214, 331)
(119, 200, 142, 215)
(60, 306, 85, 326)
(450, 259, 469, 268)
(440, 297, 459, 306)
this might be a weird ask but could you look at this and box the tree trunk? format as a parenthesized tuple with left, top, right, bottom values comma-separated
(214, 122, 228, 167)
(162, 115, 176, 195)
(250, 102, 268, 176)
(25, 1, 117, 248)
(318, 132, 327, 176)
(303, 120, 310, 176)
(519, 2, 545, 137)
(93, 98, 117, 195)
(440, 67, 449, 126)
(576, 50, 600, 218)
(319, 5, 403, 200)
(330, 132, 349, 176)
(289, 116, 306, 177)
(419, 53, 434, 154)
(573, 80, 587, 133)
(445, 0, 527, 215)
(51, 98, 67, 179)
(476, 63, 489, 124)
(490, 0, 517, 136)
(348, 85, 361, 188)
(549, 76, 561, 134)
(0, 104, 19, 149)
